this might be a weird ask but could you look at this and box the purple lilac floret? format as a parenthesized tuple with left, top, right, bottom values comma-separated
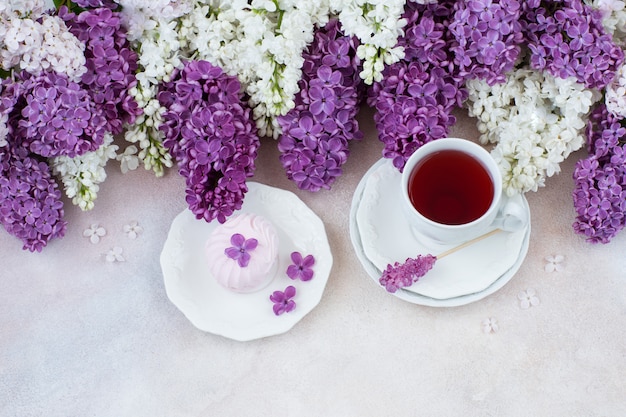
(449, 0, 524, 86)
(379, 254, 436, 293)
(158, 60, 260, 223)
(277, 19, 364, 191)
(572, 104, 626, 243)
(0, 146, 67, 252)
(521, 0, 624, 89)
(225, 233, 258, 267)
(269, 286, 297, 316)
(368, 1, 467, 172)
(286, 251, 315, 281)
(60, 6, 141, 135)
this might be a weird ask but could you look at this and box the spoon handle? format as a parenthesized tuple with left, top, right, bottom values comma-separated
(436, 228, 502, 260)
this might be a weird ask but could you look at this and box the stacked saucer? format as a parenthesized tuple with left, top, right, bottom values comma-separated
(349, 159, 530, 307)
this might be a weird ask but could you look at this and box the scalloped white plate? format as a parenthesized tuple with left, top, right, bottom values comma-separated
(161, 182, 332, 341)
(350, 159, 530, 307)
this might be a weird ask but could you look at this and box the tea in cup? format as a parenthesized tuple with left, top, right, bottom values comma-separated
(400, 138, 527, 247)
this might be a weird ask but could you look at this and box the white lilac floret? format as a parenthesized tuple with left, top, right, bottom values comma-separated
(123, 220, 142, 239)
(83, 223, 106, 244)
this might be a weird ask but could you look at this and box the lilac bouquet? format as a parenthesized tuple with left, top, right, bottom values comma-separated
(277, 19, 364, 191)
(157, 60, 259, 224)
(572, 104, 626, 243)
(0, 1, 140, 251)
(2, 0, 626, 252)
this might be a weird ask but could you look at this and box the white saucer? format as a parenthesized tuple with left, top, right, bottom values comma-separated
(350, 159, 530, 307)
(161, 182, 332, 341)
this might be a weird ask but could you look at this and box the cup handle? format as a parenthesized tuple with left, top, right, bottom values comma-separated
(492, 193, 528, 233)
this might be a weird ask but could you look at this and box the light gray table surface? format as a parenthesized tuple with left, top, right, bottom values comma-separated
(2, 107, 625, 416)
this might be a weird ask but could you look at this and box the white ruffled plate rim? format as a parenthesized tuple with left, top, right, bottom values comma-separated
(161, 182, 333, 341)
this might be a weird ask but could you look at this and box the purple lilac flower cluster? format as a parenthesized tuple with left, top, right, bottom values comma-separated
(522, 0, 624, 89)
(0, 81, 67, 253)
(379, 254, 436, 293)
(368, 1, 467, 171)
(0, 70, 100, 251)
(0, 148, 67, 253)
(277, 19, 364, 191)
(14, 70, 106, 158)
(572, 104, 626, 243)
(60, 6, 141, 135)
(449, 0, 524, 86)
(158, 60, 260, 224)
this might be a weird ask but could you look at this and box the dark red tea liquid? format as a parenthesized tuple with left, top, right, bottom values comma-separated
(408, 150, 494, 225)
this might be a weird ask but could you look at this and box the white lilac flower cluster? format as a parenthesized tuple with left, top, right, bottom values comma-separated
(51, 133, 119, 210)
(115, 0, 191, 176)
(117, 0, 191, 42)
(332, 0, 407, 85)
(0, 0, 87, 82)
(466, 68, 601, 195)
(182, 0, 331, 138)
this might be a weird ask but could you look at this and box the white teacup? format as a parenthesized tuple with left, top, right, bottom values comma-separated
(400, 138, 527, 248)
